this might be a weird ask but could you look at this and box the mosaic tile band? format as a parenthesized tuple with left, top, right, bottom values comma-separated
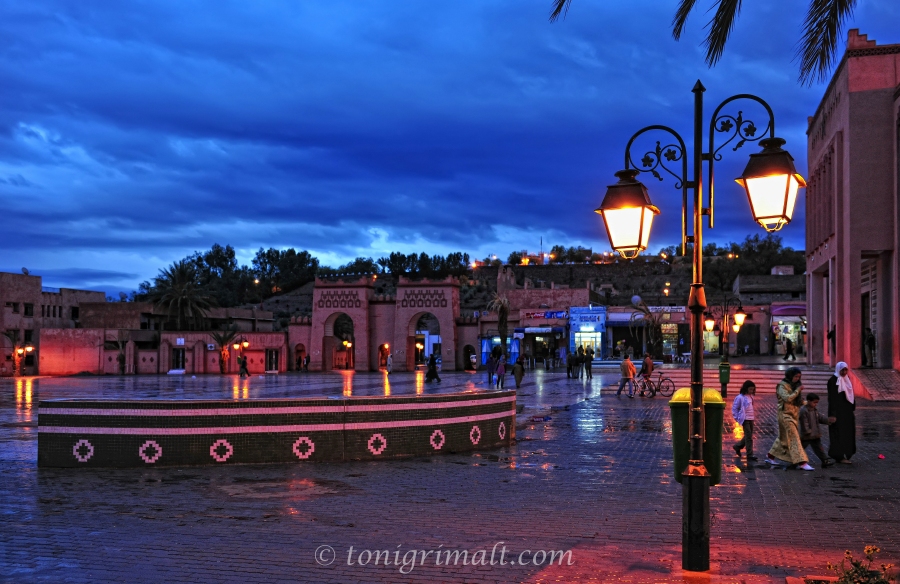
(37, 390, 516, 467)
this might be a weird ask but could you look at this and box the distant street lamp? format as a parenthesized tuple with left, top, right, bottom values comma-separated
(14, 344, 34, 376)
(592, 80, 804, 571)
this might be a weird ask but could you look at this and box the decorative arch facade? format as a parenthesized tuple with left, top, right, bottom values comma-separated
(294, 275, 460, 372)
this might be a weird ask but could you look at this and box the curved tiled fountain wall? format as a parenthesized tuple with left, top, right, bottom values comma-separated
(38, 390, 516, 468)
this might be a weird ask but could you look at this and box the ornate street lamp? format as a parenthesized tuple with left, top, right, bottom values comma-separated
(593, 81, 803, 572)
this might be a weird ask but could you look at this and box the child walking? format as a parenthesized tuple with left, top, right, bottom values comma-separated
(732, 380, 757, 461)
(799, 392, 836, 468)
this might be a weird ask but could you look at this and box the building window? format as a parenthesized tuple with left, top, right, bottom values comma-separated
(52, 306, 57, 318)
(9, 303, 20, 313)
(24, 303, 33, 317)
(791, 292, 800, 298)
(7, 330, 19, 342)
(41, 305, 45, 317)
(24, 330, 33, 343)
(71, 307, 79, 320)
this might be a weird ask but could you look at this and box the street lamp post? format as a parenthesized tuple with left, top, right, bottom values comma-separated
(593, 81, 805, 571)
(14, 344, 34, 376)
(232, 337, 250, 374)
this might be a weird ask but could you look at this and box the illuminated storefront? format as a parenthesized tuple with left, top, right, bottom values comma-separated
(569, 306, 607, 359)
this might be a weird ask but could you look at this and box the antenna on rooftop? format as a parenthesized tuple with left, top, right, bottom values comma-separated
(21, 267, 29, 275)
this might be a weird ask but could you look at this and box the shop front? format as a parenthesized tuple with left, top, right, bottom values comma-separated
(770, 303, 807, 356)
(515, 309, 569, 366)
(569, 306, 607, 359)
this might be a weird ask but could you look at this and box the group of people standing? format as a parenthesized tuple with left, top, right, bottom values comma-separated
(732, 362, 857, 471)
(485, 352, 526, 389)
(566, 345, 595, 380)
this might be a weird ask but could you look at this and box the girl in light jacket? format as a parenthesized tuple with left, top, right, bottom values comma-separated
(732, 380, 757, 461)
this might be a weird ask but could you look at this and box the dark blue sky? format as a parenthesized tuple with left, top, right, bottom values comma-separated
(0, 1, 897, 294)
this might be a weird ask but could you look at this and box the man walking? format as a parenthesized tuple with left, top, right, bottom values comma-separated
(584, 345, 594, 379)
(616, 355, 636, 398)
(782, 337, 796, 361)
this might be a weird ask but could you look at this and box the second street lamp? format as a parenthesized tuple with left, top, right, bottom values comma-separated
(593, 80, 805, 571)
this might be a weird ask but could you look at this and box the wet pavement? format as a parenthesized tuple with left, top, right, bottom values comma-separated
(1, 370, 898, 583)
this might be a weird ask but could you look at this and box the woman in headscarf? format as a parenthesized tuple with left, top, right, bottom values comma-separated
(767, 367, 814, 470)
(827, 361, 856, 464)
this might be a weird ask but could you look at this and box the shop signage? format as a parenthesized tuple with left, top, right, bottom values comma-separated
(648, 306, 685, 312)
(524, 327, 553, 333)
(523, 310, 568, 319)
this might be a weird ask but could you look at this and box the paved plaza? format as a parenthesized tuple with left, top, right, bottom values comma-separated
(1, 369, 898, 583)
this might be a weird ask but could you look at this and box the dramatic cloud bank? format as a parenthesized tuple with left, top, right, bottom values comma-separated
(0, 0, 897, 293)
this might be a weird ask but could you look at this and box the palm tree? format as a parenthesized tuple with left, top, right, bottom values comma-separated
(114, 330, 129, 374)
(487, 293, 511, 358)
(209, 328, 238, 374)
(629, 297, 664, 358)
(550, 0, 857, 85)
(146, 260, 213, 331)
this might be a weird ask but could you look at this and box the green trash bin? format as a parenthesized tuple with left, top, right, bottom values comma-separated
(718, 360, 731, 384)
(669, 388, 725, 486)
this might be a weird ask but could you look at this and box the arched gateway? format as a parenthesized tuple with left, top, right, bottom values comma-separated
(291, 275, 460, 372)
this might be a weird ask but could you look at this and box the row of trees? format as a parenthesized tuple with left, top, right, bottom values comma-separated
(133, 245, 475, 327)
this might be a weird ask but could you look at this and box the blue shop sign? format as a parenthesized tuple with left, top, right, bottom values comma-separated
(568, 306, 607, 333)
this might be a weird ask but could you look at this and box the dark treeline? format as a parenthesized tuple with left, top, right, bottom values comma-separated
(135, 245, 472, 308)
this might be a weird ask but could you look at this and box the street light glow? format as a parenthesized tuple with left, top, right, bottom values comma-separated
(735, 138, 806, 232)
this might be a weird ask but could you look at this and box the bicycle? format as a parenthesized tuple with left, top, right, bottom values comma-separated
(636, 372, 676, 398)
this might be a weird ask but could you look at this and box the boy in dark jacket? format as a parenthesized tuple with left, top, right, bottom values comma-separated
(799, 393, 836, 468)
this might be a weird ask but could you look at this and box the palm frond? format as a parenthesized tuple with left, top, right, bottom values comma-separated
(702, 0, 743, 66)
(672, 0, 700, 40)
(796, 0, 856, 86)
(548, 0, 572, 22)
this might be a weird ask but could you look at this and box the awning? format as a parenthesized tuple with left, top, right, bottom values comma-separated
(770, 304, 806, 316)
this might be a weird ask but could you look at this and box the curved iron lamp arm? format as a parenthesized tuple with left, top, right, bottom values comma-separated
(623, 125, 689, 255)
(707, 94, 775, 228)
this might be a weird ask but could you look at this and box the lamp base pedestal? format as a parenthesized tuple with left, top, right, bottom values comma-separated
(682, 469, 710, 571)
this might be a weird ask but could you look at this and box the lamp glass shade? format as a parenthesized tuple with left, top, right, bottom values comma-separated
(242, 341, 249, 348)
(735, 137, 806, 232)
(601, 206, 657, 258)
(704, 317, 715, 332)
(733, 309, 747, 327)
(732, 324, 741, 333)
(595, 169, 659, 259)
(232, 343, 240, 350)
(25, 346, 33, 352)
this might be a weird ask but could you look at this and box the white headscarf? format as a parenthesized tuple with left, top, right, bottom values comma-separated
(834, 361, 854, 404)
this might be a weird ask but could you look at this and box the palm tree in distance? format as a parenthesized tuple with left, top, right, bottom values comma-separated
(147, 260, 213, 331)
(549, 0, 857, 85)
(210, 327, 238, 374)
(487, 293, 511, 359)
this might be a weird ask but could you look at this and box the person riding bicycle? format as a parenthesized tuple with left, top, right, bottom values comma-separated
(638, 352, 654, 396)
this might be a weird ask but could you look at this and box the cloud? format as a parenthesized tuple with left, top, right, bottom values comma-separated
(0, 0, 894, 293)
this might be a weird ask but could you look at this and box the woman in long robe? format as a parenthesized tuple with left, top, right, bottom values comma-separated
(827, 361, 856, 463)
(767, 367, 811, 468)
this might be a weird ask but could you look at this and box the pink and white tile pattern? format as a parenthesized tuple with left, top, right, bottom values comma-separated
(138, 440, 162, 464)
(469, 425, 481, 445)
(209, 439, 233, 462)
(292, 436, 315, 460)
(429, 429, 445, 450)
(73, 439, 94, 463)
(367, 433, 387, 455)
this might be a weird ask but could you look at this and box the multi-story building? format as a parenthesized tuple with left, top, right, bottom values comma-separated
(805, 29, 900, 369)
(0, 272, 106, 375)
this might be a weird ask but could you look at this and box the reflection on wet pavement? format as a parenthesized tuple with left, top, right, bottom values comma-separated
(2, 370, 899, 582)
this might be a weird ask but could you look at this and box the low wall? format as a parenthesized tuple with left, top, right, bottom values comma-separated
(37, 390, 516, 467)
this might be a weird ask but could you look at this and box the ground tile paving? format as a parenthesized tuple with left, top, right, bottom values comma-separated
(1, 370, 898, 583)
